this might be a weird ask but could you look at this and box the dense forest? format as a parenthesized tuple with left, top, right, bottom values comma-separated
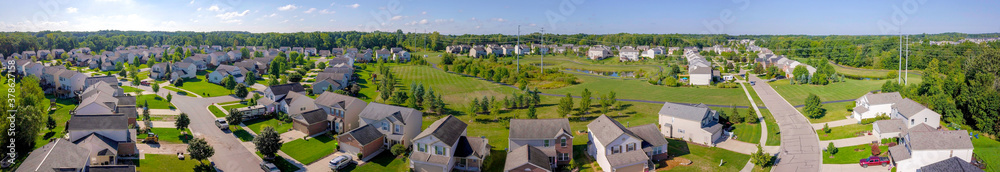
(0, 31, 997, 136)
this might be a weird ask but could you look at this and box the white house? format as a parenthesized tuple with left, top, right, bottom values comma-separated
(207, 65, 245, 84)
(618, 48, 641, 61)
(641, 47, 664, 59)
(171, 62, 197, 82)
(358, 103, 423, 148)
(891, 98, 942, 129)
(587, 47, 611, 60)
(852, 92, 903, 121)
(409, 115, 490, 172)
(586, 115, 650, 172)
(658, 102, 723, 146)
(890, 130, 974, 172)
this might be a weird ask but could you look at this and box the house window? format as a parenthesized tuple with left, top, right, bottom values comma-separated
(381, 122, 388, 130)
(417, 143, 425, 152)
(457, 159, 468, 167)
(626, 143, 636, 152)
(435, 146, 445, 155)
(679, 129, 685, 134)
(911, 119, 914, 125)
(611, 146, 621, 154)
(559, 153, 570, 161)
(394, 124, 401, 133)
(653, 146, 663, 154)
(560, 138, 567, 147)
(544, 140, 550, 147)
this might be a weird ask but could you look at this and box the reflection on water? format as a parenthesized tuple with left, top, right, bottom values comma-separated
(567, 68, 636, 78)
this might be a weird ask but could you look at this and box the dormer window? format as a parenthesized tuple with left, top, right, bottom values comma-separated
(544, 140, 550, 147)
(611, 145, 621, 154)
(626, 143, 636, 152)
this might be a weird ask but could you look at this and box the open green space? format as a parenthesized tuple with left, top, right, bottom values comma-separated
(390, 65, 521, 104)
(799, 101, 854, 124)
(769, 74, 922, 104)
(148, 128, 192, 144)
(36, 98, 75, 149)
(349, 151, 409, 172)
(245, 117, 293, 135)
(121, 85, 143, 93)
(823, 144, 888, 164)
(355, 65, 378, 102)
(972, 136, 1000, 172)
(665, 138, 751, 171)
(178, 75, 232, 97)
(518, 54, 666, 74)
(209, 105, 226, 118)
(761, 109, 781, 146)
(233, 129, 255, 142)
(137, 94, 174, 109)
(136, 154, 206, 172)
(732, 123, 762, 144)
(817, 124, 873, 141)
(222, 104, 249, 111)
(544, 74, 750, 105)
(280, 135, 339, 164)
(163, 86, 197, 97)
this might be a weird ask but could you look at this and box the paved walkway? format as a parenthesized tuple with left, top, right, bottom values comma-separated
(716, 137, 758, 155)
(812, 118, 858, 129)
(821, 163, 890, 172)
(819, 135, 878, 148)
(135, 108, 182, 116)
(137, 143, 188, 155)
(749, 76, 821, 172)
(279, 130, 308, 143)
(738, 83, 779, 172)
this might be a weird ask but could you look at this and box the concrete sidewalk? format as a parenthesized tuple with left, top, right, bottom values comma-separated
(135, 108, 182, 116)
(821, 163, 890, 172)
(812, 118, 858, 129)
(716, 137, 757, 155)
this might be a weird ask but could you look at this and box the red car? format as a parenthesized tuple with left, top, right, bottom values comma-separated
(859, 156, 890, 168)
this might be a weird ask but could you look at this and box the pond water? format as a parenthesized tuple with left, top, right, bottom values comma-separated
(566, 68, 636, 78)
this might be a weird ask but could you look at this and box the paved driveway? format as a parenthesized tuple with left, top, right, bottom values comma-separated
(171, 91, 263, 172)
(749, 76, 821, 172)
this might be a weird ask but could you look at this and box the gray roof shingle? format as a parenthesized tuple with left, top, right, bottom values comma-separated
(907, 130, 973, 150)
(341, 124, 383, 145)
(586, 115, 636, 147)
(15, 139, 89, 172)
(414, 115, 467, 145)
(67, 115, 128, 131)
(892, 98, 933, 118)
(627, 124, 670, 148)
(292, 109, 328, 125)
(862, 92, 902, 105)
(509, 118, 571, 139)
(504, 145, 552, 172)
(359, 102, 419, 125)
(919, 157, 984, 172)
(658, 102, 714, 123)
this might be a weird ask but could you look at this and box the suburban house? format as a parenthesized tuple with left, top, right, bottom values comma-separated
(504, 145, 552, 172)
(588, 47, 611, 60)
(312, 71, 349, 94)
(170, 62, 197, 82)
(469, 47, 486, 58)
(508, 119, 573, 167)
(207, 64, 245, 84)
(57, 70, 87, 98)
(873, 119, 936, 140)
(890, 130, 974, 172)
(149, 62, 169, 80)
(375, 49, 392, 61)
(262, 83, 307, 104)
(628, 124, 670, 161)
(658, 102, 723, 146)
(182, 54, 209, 70)
(339, 124, 386, 160)
(641, 47, 665, 59)
(891, 98, 942, 129)
(358, 102, 423, 148)
(586, 115, 650, 172)
(409, 115, 490, 172)
(16, 138, 137, 172)
(314, 92, 367, 134)
(393, 50, 411, 62)
(290, 109, 331, 136)
(279, 91, 316, 116)
(619, 48, 641, 61)
(208, 52, 229, 66)
(852, 92, 903, 121)
(918, 157, 985, 172)
(687, 53, 714, 85)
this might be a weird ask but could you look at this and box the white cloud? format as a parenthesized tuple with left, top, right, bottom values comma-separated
(319, 9, 335, 14)
(421, 11, 427, 15)
(298, 18, 304, 21)
(267, 13, 277, 17)
(304, 8, 316, 13)
(529, 23, 537, 26)
(196, 7, 202, 11)
(189, 0, 194, 4)
(66, 7, 78, 14)
(349, 3, 360, 8)
(475, 26, 481, 29)
(419, 19, 428, 25)
(470, 17, 476, 21)
(391, 16, 403, 20)
(278, 4, 297, 11)
(207, 5, 221, 12)
(222, 19, 241, 23)
(493, 18, 505, 22)
(216, 10, 250, 20)
(280, 20, 289, 23)
(329, 2, 336, 6)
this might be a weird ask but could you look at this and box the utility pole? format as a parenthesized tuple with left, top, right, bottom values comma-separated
(541, 27, 545, 75)
(516, 25, 520, 73)
(905, 34, 909, 85)
(898, 31, 902, 83)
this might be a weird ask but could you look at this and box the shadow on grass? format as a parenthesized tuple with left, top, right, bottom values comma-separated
(667, 138, 691, 157)
(233, 129, 255, 142)
(367, 151, 397, 167)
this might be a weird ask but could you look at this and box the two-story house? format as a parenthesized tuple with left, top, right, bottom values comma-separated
(658, 102, 724, 147)
(314, 92, 367, 134)
(262, 83, 306, 108)
(890, 130, 974, 172)
(171, 62, 197, 82)
(57, 70, 87, 98)
(586, 115, 649, 172)
(852, 92, 903, 121)
(207, 65, 245, 84)
(508, 119, 573, 167)
(358, 103, 423, 148)
(410, 115, 490, 172)
(891, 98, 942, 129)
(149, 62, 169, 80)
(618, 48, 641, 61)
(504, 145, 553, 172)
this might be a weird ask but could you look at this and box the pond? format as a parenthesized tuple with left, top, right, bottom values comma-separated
(566, 68, 637, 78)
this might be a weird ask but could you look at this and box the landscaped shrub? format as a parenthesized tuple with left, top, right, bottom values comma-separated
(860, 114, 891, 124)
(390, 144, 407, 156)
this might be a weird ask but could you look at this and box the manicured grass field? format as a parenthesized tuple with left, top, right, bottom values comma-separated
(137, 71, 150, 80)
(280, 135, 339, 164)
(389, 65, 522, 104)
(222, 104, 249, 111)
(209, 105, 226, 118)
(769, 75, 922, 105)
(972, 136, 1000, 172)
(233, 129, 255, 142)
(137, 94, 174, 109)
(518, 54, 665, 74)
(245, 118, 293, 135)
(137, 154, 206, 172)
(544, 74, 751, 105)
(355, 65, 378, 102)
(732, 123, 762, 144)
(163, 86, 197, 97)
(823, 144, 887, 164)
(36, 98, 75, 149)
(666, 138, 751, 171)
(799, 101, 854, 123)
(148, 128, 192, 144)
(121, 85, 143, 93)
(761, 109, 781, 146)
(178, 75, 232, 97)
(817, 124, 873, 141)
(348, 152, 409, 171)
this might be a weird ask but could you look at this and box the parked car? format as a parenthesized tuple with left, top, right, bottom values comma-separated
(329, 155, 354, 170)
(260, 162, 280, 172)
(215, 119, 228, 130)
(859, 156, 890, 168)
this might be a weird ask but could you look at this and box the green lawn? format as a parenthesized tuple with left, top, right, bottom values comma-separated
(256, 152, 302, 172)
(817, 124, 873, 141)
(209, 105, 226, 118)
(972, 136, 1000, 172)
(137, 94, 174, 109)
(280, 135, 339, 164)
(665, 138, 751, 171)
(355, 65, 378, 102)
(823, 144, 888, 164)
(36, 98, 75, 149)
(164, 86, 197, 97)
(179, 75, 232, 97)
(732, 123, 762, 144)
(544, 74, 750, 106)
(348, 151, 409, 172)
(233, 129, 255, 142)
(136, 154, 206, 172)
(389, 65, 521, 104)
(219, 100, 243, 105)
(222, 104, 249, 111)
(761, 109, 781, 146)
(122, 85, 143, 93)
(245, 118, 293, 135)
(769, 75, 922, 105)
(137, 71, 150, 80)
(517, 54, 665, 76)
(799, 101, 854, 123)
(148, 128, 192, 144)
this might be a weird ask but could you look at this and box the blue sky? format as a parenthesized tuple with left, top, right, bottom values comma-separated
(0, 0, 997, 35)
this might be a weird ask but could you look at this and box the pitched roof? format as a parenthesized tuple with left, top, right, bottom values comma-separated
(86, 165, 137, 172)
(267, 83, 306, 96)
(907, 130, 973, 150)
(509, 118, 571, 139)
(314, 92, 365, 109)
(874, 119, 907, 134)
(73, 133, 120, 157)
(892, 98, 935, 118)
(59, 70, 81, 78)
(66, 115, 128, 131)
(504, 145, 552, 172)
(414, 115, 467, 145)
(919, 157, 984, 172)
(116, 106, 138, 118)
(116, 96, 136, 106)
(15, 139, 89, 172)
(359, 102, 420, 124)
(85, 76, 119, 86)
(453, 136, 489, 158)
(587, 115, 636, 147)
(605, 148, 649, 167)
(863, 92, 903, 105)
(627, 124, 670, 147)
(340, 124, 383, 145)
(658, 102, 714, 122)
(292, 109, 328, 125)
